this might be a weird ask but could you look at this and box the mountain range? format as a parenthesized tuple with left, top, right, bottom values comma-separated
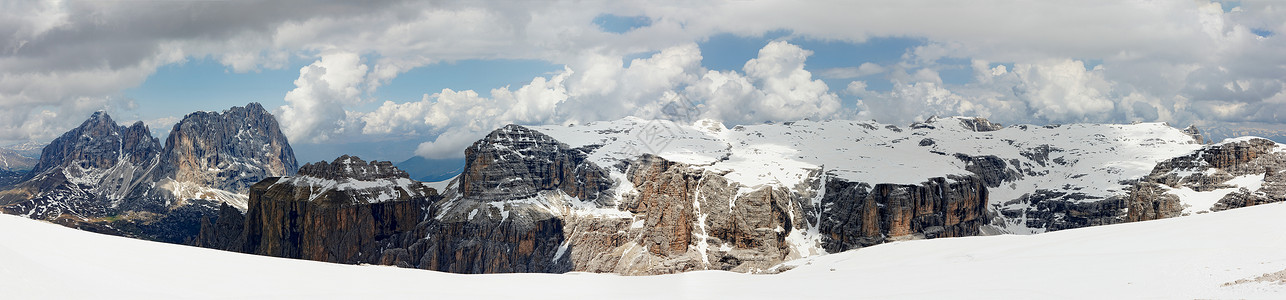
(2, 107, 1284, 277)
(0, 103, 296, 243)
(196, 115, 1285, 275)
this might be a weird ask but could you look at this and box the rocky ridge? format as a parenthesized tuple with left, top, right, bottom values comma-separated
(1127, 137, 1286, 221)
(136, 102, 298, 210)
(0, 148, 36, 189)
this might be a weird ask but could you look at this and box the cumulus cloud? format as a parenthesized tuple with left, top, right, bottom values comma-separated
(856, 58, 1163, 126)
(1009, 59, 1116, 123)
(692, 41, 842, 123)
(278, 51, 370, 143)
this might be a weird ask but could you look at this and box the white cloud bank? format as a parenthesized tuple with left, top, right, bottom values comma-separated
(1, 0, 1284, 156)
(280, 41, 843, 158)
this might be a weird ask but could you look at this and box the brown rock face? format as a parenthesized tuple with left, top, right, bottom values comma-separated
(197, 156, 436, 264)
(817, 176, 989, 252)
(622, 155, 698, 258)
(241, 178, 428, 263)
(195, 202, 244, 249)
(1125, 182, 1184, 222)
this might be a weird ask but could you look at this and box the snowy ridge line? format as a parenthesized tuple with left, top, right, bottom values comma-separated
(533, 116, 1202, 190)
(528, 116, 1207, 235)
(272, 174, 427, 204)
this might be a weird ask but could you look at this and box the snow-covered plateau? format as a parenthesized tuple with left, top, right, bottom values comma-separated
(2, 202, 1284, 299)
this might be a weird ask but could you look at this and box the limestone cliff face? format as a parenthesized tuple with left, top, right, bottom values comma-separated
(1126, 138, 1286, 221)
(198, 156, 435, 264)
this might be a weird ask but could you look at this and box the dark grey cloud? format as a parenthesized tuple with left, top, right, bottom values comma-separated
(2, 0, 405, 72)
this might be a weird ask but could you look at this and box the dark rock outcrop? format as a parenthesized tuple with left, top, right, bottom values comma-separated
(960, 117, 1004, 132)
(955, 154, 1021, 187)
(28, 112, 162, 177)
(0, 169, 26, 189)
(195, 202, 245, 250)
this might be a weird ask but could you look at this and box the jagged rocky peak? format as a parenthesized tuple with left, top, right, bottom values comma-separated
(461, 124, 612, 203)
(161, 102, 298, 193)
(1183, 125, 1206, 144)
(30, 111, 161, 175)
(913, 116, 1003, 132)
(0, 110, 164, 231)
(297, 155, 409, 181)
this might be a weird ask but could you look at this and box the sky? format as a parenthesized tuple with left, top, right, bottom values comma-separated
(2, 0, 1285, 163)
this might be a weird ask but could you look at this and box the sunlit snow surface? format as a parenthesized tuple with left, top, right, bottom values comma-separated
(2, 203, 1285, 299)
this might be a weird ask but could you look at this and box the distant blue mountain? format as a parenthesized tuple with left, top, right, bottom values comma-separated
(395, 156, 465, 182)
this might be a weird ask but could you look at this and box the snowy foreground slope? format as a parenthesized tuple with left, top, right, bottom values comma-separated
(4, 203, 1285, 299)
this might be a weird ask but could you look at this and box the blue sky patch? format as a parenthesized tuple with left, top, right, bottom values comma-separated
(124, 58, 297, 120)
(593, 14, 652, 34)
(368, 59, 561, 109)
